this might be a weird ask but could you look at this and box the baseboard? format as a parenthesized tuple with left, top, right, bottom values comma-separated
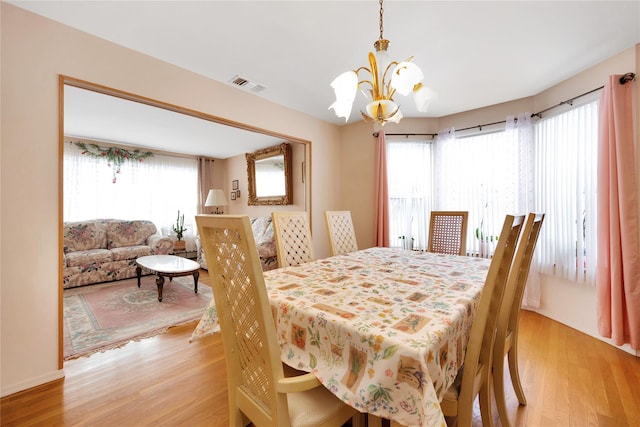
(529, 308, 638, 357)
(1, 369, 65, 398)
(532, 274, 639, 358)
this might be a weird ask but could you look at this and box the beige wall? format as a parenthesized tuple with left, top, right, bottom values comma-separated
(0, 4, 339, 396)
(2, 3, 637, 397)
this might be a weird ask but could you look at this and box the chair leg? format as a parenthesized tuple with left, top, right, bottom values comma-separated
(508, 345, 527, 406)
(456, 391, 474, 427)
(367, 414, 384, 427)
(230, 409, 247, 427)
(478, 381, 495, 427)
(351, 413, 366, 427)
(493, 353, 511, 427)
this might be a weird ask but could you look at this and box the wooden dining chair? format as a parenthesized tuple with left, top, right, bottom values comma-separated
(440, 214, 525, 427)
(428, 211, 469, 256)
(272, 211, 315, 268)
(493, 213, 545, 427)
(324, 210, 358, 256)
(195, 214, 362, 427)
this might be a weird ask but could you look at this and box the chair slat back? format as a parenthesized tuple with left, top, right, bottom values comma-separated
(428, 211, 469, 256)
(492, 213, 544, 427)
(458, 214, 525, 401)
(325, 211, 358, 256)
(196, 214, 288, 426)
(496, 213, 545, 350)
(272, 211, 315, 268)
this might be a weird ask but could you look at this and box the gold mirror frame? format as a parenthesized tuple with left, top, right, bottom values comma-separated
(246, 143, 292, 205)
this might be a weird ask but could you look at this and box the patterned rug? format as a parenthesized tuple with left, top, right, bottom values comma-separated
(63, 275, 212, 360)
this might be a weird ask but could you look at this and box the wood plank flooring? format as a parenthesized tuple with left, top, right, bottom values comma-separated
(2, 271, 639, 426)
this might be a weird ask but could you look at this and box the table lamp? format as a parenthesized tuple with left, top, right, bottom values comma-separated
(204, 189, 228, 214)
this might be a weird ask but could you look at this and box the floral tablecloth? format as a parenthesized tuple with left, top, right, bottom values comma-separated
(192, 247, 490, 427)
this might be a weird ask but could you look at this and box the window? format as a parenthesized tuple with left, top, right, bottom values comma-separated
(387, 100, 599, 284)
(387, 140, 434, 250)
(436, 130, 522, 255)
(63, 142, 198, 238)
(534, 101, 598, 283)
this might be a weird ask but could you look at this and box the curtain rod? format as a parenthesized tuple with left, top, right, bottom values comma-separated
(373, 72, 635, 138)
(373, 132, 437, 138)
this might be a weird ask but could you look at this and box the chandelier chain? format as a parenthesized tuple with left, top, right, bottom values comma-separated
(379, 0, 384, 40)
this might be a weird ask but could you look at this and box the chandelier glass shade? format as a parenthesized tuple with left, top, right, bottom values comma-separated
(329, 0, 434, 125)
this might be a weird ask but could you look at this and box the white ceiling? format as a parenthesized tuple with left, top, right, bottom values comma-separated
(9, 1, 640, 158)
(63, 85, 283, 158)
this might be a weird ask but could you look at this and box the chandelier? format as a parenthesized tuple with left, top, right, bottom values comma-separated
(329, 0, 434, 125)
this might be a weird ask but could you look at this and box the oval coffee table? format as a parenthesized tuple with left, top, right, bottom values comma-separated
(136, 255, 200, 302)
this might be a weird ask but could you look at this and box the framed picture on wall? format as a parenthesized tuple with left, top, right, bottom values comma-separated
(232, 180, 239, 190)
(236, 190, 240, 198)
(231, 191, 236, 201)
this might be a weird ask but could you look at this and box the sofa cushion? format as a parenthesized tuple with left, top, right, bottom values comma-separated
(251, 216, 274, 245)
(110, 245, 153, 261)
(64, 220, 108, 253)
(63, 265, 109, 288)
(197, 216, 277, 271)
(261, 256, 278, 271)
(106, 220, 157, 249)
(251, 216, 277, 259)
(65, 248, 113, 267)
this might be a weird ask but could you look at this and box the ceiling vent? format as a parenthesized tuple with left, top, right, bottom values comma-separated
(229, 75, 266, 93)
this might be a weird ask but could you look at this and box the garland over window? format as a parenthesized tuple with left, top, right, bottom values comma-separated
(74, 142, 154, 183)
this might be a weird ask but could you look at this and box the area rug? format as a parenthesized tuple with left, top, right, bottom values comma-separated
(63, 275, 212, 360)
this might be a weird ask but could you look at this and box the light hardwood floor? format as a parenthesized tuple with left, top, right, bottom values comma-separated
(2, 271, 639, 426)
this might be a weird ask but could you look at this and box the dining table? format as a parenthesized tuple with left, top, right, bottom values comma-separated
(191, 247, 491, 427)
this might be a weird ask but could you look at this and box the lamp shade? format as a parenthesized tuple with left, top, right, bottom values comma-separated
(365, 100, 401, 123)
(413, 84, 437, 112)
(391, 61, 424, 96)
(204, 189, 228, 207)
(328, 99, 354, 121)
(329, 71, 358, 122)
(330, 71, 358, 101)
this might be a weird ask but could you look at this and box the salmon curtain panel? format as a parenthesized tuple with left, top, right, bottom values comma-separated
(596, 73, 640, 349)
(374, 130, 390, 247)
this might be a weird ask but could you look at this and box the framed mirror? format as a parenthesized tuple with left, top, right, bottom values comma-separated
(246, 143, 292, 205)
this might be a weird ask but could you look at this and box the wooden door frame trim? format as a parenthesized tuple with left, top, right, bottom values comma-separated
(58, 75, 313, 368)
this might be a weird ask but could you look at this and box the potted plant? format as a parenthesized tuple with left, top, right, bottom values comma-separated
(399, 235, 414, 250)
(475, 223, 496, 258)
(172, 210, 187, 251)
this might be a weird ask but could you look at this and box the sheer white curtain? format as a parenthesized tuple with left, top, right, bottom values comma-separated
(436, 128, 521, 256)
(433, 127, 454, 211)
(506, 113, 540, 307)
(386, 104, 598, 292)
(386, 138, 434, 250)
(534, 101, 599, 284)
(255, 161, 285, 197)
(64, 142, 199, 250)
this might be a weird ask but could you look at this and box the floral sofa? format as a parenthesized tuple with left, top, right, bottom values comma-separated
(63, 219, 173, 289)
(196, 216, 278, 272)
